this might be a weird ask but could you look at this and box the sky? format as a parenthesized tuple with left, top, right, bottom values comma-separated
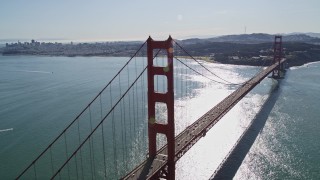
(1, 0, 319, 42)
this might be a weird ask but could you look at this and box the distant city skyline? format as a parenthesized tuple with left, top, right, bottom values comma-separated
(1, 0, 320, 41)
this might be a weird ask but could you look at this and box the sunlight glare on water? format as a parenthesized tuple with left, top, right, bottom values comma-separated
(172, 61, 272, 179)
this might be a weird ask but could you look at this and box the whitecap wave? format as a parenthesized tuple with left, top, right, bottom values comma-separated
(290, 61, 320, 70)
(0, 128, 13, 133)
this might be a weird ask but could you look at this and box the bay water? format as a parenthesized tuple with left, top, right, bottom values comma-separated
(0, 55, 319, 179)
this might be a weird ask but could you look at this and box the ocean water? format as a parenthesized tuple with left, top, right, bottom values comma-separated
(234, 62, 320, 179)
(0, 55, 319, 179)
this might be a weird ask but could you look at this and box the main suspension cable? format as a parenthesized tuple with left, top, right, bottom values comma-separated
(173, 40, 245, 86)
(174, 57, 232, 85)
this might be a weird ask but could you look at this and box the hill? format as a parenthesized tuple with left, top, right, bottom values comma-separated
(181, 33, 320, 44)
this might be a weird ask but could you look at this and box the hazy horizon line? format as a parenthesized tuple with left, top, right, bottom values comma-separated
(1, 32, 320, 44)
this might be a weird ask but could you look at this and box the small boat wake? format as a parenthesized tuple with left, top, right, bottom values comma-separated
(15, 70, 53, 74)
(0, 128, 13, 133)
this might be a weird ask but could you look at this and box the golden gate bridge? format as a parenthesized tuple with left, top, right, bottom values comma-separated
(16, 36, 286, 179)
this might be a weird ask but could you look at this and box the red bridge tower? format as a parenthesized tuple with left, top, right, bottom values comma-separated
(147, 36, 175, 179)
(272, 36, 285, 79)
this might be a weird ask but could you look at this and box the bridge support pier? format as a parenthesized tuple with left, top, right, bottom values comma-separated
(147, 36, 175, 179)
(272, 36, 285, 79)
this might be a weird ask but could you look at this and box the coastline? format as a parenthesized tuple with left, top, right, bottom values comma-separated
(2, 37, 320, 68)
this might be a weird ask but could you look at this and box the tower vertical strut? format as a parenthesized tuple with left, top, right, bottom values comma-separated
(147, 36, 175, 179)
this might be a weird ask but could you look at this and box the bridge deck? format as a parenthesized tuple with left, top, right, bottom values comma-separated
(122, 59, 286, 179)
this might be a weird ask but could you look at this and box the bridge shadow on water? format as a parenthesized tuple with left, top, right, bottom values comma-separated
(211, 79, 282, 180)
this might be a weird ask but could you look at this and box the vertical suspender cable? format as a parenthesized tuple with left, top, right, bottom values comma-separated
(77, 120, 84, 180)
(64, 133, 71, 180)
(109, 84, 118, 177)
(33, 163, 37, 180)
(100, 95, 107, 178)
(74, 154, 79, 180)
(88, 107, 95, 180)
(50, 146, 54, 176)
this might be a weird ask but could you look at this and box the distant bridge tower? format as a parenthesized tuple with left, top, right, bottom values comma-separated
(272, 35, 285, 79)
(147, 36, 175, 179)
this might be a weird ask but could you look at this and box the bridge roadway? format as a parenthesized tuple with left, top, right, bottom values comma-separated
(122, 59, 286, 179)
